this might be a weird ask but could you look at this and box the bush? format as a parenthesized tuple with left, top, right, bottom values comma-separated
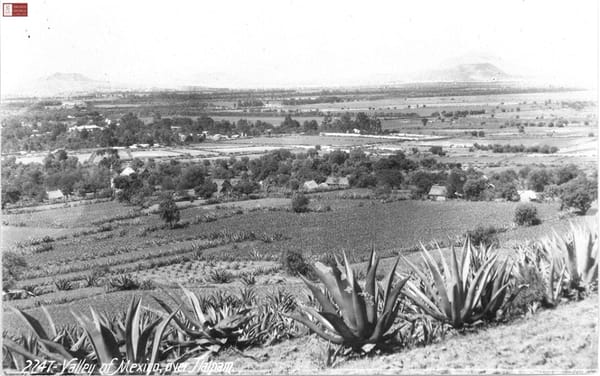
(291, 192, 310, 213)
(514, 204, 541, 226)
(3, 251, 27, 290)
(465, 226, 499, 247)
(429, 146, 446, 156)
(280, 249, 312, 278)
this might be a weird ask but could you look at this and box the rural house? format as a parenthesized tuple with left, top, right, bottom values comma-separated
(428, 185, 448, 201)
(302, 180, 319, 191)
(46, 189, 65, 202)
(120, 166, 136, 176)
(324, 176, 350, 189)
(518, 190, 539, 202)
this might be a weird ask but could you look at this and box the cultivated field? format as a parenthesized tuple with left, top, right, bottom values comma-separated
(2, 88, 598, 374)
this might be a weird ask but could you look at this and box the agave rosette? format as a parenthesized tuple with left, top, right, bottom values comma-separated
(289, 249, 408, 351)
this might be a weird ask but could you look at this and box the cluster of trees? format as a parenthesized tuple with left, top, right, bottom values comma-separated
(472, 143, 559, 154)
(235, 99, 264, 108)
(430, 109, 486, 122)
(282, 96, 344, 106)
(1, 151, 119, 206)
(2, 112, 387, 154)
(321, 112, 382, 134)
(2, 143, 596, 214)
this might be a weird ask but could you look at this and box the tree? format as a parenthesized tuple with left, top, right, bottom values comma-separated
(178, 165, 205, 190)
(446, 169, 467, 198)
(463, 177, 488, 200)
(421, 118, 429, 126)
(527, 169, 551, 192)
(233, 180, 260, 197)
(220, 179, 233, 197)
(375, 169, 403, 188)
(291, 192, 310, 213)
(158, 197, 180, 228)
(560, 178, 594, 215)
(195, 179, 218, 199)
(410, 171, 440, 196)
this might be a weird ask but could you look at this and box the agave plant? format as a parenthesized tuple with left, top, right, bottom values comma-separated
(289, 249, 409, 352)
(515, 243, 566, 308)
(468, 240, 520, 319)
(3, 306, 90, 371)
(539, 222, 598, 296)
(71, 296, 179, 371)
(153, 287, 254, 357)
(4, 297, 179, 373)
(402, 242, 511, 329)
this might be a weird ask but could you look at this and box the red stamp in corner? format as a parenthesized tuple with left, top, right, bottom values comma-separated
(3, 3, 28, 17)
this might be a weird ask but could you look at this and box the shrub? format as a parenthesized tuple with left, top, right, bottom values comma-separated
(291, 192, 310, 213)
(3, 251, 27, 290)
(280, 249, 312, 278)
(466, 226, 499, 247)
(514, 204, 541, 226)
(429, 146, 446, 156)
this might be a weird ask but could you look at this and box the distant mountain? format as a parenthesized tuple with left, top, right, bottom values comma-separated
(6, 72, 113, 97)
(405, 63, 515, 83)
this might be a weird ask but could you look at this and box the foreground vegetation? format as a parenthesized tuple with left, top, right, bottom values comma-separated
(3, 221, 597, 373)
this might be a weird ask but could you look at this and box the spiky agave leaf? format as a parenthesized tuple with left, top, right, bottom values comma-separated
(8, 306, 76, 363)
(71, 308, 121, 366)
(402, 243, 511, 328)
(290, 250, 408, 351)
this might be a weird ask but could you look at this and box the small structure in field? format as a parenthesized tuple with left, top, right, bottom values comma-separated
(518, 190, 539, 202)
(302, 180, 319, 191)
(428, 185, 448, 201)
(324, 176, 350, 189)
(46, 190, 65, 202)
(120, 166, 136, 176)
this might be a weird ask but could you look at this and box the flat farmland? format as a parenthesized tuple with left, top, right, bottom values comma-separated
(277, 90, 595, 113)
(208, 115, 324, 124)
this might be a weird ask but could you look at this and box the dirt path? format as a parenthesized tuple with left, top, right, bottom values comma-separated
(218, 296, 598, 374)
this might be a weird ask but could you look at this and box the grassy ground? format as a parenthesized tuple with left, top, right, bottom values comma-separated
(217, 296, 598, 374)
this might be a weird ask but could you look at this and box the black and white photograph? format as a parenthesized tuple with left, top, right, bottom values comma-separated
(1, 0, 598, 374)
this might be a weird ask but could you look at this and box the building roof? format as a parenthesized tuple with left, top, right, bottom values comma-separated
(120, 167, 135, 176)
(518, 190, 538, 200)
(303, 180, 319, 190)
(47, 190, 65, 200)
(325, 176, 350, 186)
(68, 125, 102, 132)
(428, 185, 448, 196)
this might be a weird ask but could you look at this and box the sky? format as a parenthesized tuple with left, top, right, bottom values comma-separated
(1, 0, 598, 92)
